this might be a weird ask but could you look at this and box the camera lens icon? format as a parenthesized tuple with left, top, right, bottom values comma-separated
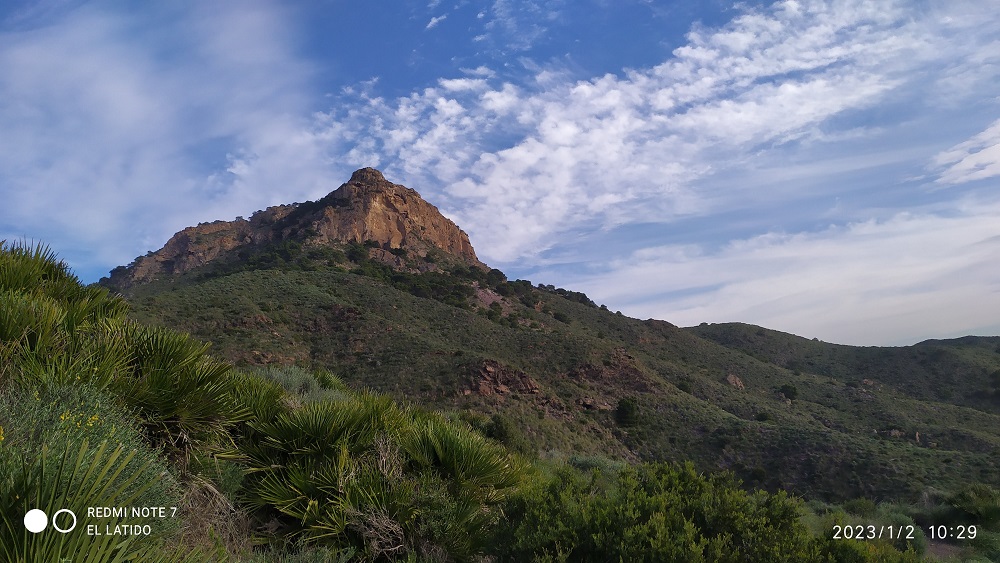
(23, 508, 76, 534)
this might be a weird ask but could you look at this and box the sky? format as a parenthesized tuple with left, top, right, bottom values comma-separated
(2, 0, 999, 346)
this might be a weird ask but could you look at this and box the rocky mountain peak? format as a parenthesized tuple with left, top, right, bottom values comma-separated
(349, 167, 387, 185)
(102, 169, 484, 291)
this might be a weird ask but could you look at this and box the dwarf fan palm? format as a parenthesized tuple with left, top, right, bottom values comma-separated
(0, 241, 129, 391)
(239, 386, 526, 560)
(402, 416, 524, 504)
(115, 322, 247, 459)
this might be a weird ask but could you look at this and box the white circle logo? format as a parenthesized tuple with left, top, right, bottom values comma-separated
(52, 509, 77, 533)
(23, 509, 47, 533)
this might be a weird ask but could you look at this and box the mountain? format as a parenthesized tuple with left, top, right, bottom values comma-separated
(102, 167, 482, 292)
(101, 169, 1000, 505)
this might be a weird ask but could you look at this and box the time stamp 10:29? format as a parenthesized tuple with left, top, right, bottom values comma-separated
(833, 524, 977, 541)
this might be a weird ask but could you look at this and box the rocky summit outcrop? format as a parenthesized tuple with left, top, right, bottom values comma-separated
(102, 168, 484, 291)
(307, 168, 480, 263)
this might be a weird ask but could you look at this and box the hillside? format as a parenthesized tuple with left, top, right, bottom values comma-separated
(103, 169, 1000, 505)
(689, 322, 1000, 411)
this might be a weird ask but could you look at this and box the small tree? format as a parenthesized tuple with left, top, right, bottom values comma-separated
(486, 268, 507, 287)
(779, 384, 799, 401)
(616, 397, 640, 427)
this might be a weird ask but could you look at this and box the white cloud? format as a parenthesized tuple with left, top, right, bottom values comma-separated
(438, 77, 488, 92)
(922, 0, 1000, 107)
(933, 119, 1000, 185)
(6, 0, 1000, 346)
(299, 0, 1000, 344)
(572, 199, 1000, 346)
(425, 14, 447, 30)
(460, 65, 495, 78)
(480, 0, 561, 51)
(320, 0, 958, 264)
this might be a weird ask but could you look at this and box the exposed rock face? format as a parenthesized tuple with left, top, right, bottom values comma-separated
(726, 373, 745, 390)
(468, 360, 541, 397)
(564, 347, 653, 394)
(307, 168, 480, 263)
(103, 168, 484, 290)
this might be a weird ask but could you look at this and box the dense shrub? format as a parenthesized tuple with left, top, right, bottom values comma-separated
(494, 461, 818, 562)
(536, 284, 596, 307)
(484, 413, 536, 458)
(616, 397, 640, 427)
(246, 365, 349, 404)
(114, 322, 246, 458)
(924, 483, 1000, 559)
(1, 241, 246, 462)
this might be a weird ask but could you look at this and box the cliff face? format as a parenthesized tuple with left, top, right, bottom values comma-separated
(103, 168, 483, 290)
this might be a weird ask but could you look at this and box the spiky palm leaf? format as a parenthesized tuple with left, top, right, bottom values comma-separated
(0, 241, 80, 300)
(0, 290, 67, 363)
(0, 241, 127, 325)
(402, 417, 524, 504)
(240, 390, 526, 560)
(227, 370, 288, 427)
(243, 394, 408, 470)
(0, 241, 128, 392)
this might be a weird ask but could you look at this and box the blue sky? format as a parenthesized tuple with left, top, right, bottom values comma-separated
(2, 0, 1000, 346)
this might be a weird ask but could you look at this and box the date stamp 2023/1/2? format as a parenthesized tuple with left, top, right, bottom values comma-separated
(833, 524, 978, 541)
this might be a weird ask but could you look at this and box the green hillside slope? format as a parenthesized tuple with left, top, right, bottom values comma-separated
(689, 322, 1000, 410)
(117, 252, 1000, 505)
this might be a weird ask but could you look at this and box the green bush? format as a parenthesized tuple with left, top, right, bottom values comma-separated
(483, 413, 536, 458)
(811, 535, 922, 563)
(779, 384, 799, 401)
(0, 241, 245, 463)
(946, 483, 1000, 528)
(615, 397, 640, 427)
(843, 497, 877, 517)
(0, 242, 130, 391)
(246, 365, 349, 404)
(804, 502, 926, 558)
(566, 455, 626, 473)
(112, 322, 247, 459)
(494, 461, 818, 562)
(918, 483, 1000, 559)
